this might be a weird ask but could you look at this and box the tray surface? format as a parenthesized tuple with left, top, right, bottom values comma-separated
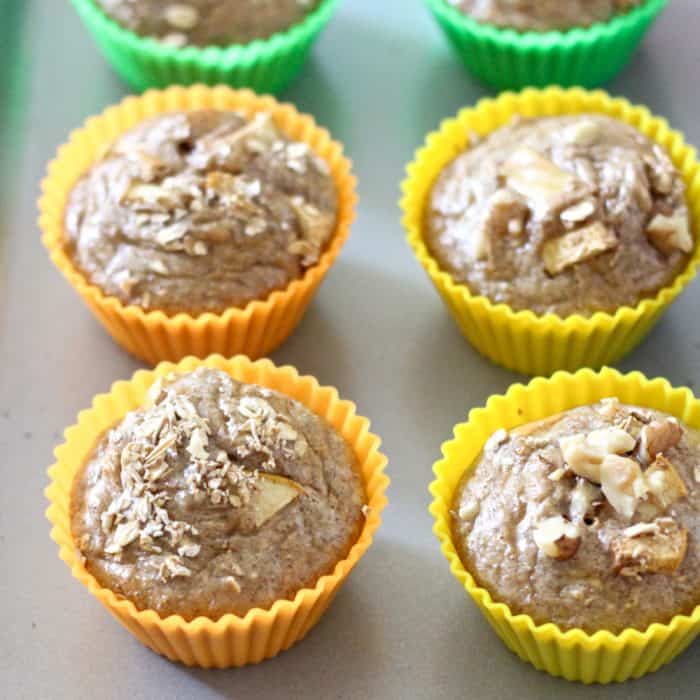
(0, 0, 698, 697)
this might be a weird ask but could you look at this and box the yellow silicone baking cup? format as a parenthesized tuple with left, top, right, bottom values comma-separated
(430, 366, 700, 683)
(46, 354, 389, 668)
(39, 85, 357, 365)
(401, 88, 700, 376)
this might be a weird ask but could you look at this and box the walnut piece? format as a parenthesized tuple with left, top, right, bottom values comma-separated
(612, 518, 688, 576)
(644, 454, 688, 510)
(600, 455, 647, 520)
(639, 418, 683, 463)
(569, 479, 601, 522)
(560, 427, 636, 483)
(533, 516, 581, 560)
(501, 148, 586, 212)
(645, 210, 693, 255)
(250, 474, 303, 529)
(541, 222, 618, 276)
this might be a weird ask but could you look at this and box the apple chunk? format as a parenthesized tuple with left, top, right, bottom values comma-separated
(251, 474, 304, 529)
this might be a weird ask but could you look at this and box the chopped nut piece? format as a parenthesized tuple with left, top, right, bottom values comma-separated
(250, 474, 303, 529)
(164, 4, 200, 30)
(482, 189, 528, 238)
(533, 516, 580, 560)
(160, 32, 188, 48)
(288, 196, 334, 264)
(600, 455, 646, 520)
(612, 518, 688, 576)
(644, 454, 688, 510)
(501, 148, 586, 212)
(542, 222, 618, 276)
(639, 418, 683, 463)
(596, 397, 621, 420)
(646, 210, 693, 255)
(560, 428, 636, 484)
(569, 479, 600, 522)
(695, 465, 700, 484)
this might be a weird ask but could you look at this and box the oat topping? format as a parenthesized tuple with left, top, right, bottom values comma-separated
(96, 369, 309, 581)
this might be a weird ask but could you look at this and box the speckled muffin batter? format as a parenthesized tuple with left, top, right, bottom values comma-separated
(426, 114, 692, 317)
(446, 0, 643, 32)
(96, 0, 321, 46)
(453, 399, 700, 633)
(65, 109, 337, 315)
(71, 367, 365, 620)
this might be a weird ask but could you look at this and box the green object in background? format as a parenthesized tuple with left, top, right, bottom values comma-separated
(70, 0, 340, 94)
(425, 0, 668, 90)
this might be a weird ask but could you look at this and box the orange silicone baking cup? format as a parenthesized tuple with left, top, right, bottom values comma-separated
(39, 85, 357, 365)
(45, 354, 389, 668)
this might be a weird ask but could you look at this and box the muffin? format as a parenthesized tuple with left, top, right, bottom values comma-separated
(452, 397, 700, 634)
(64, 109, 337, 316)
(425, 0, 668, 89)
(70, 366, 365, 620)
(425, 114, 692, 318)
(445, 0, 644, 32)
(95, 0, 323, 47)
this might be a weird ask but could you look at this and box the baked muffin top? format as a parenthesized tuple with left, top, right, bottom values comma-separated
(453, 399, 700, 633)
(425, 114, 692, 317)
(65, 109, 337, 315)
(71, 368, 365, 620)
(96, 0, 321, 46)
(445, 0, 643, 32)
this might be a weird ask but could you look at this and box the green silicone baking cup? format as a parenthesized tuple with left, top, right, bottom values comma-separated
(425, 0, 668, 90)
(70, 0, 340, 93)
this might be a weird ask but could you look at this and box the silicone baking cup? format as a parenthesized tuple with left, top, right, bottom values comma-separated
(71, 0, 339, 93)
(46, 354, 389, 668)
(402, 87, 700, 376)
(430, 367, 700, 683)
(39, 85, 356, 365)
(425, 0, 668, 90)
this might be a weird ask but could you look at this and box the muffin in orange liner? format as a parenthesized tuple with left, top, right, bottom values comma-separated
(46, 354, 389, 668)
(401, 88, 700, 376)
(430, 366, 700, 683)
(39, 85, 357, 365)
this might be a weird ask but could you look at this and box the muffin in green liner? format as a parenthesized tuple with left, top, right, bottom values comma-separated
(71, 0, 340, 93)
(426, 0, 668, 91)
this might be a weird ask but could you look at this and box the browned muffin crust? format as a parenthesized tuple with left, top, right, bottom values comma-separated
(71, 368, 365, 620)
(426, 114, 692, 317)
(446, 0, 643, 32)
(65, 109, 337, 315)
(453, 400, 700, 633)
(96, 0, 321, 46)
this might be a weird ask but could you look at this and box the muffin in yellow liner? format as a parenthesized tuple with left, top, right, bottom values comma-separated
(39, 85, 357, 365)
(45, 354, 389, 668)
(430, 366, 700, 683)
(401, 88, 700, 376)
